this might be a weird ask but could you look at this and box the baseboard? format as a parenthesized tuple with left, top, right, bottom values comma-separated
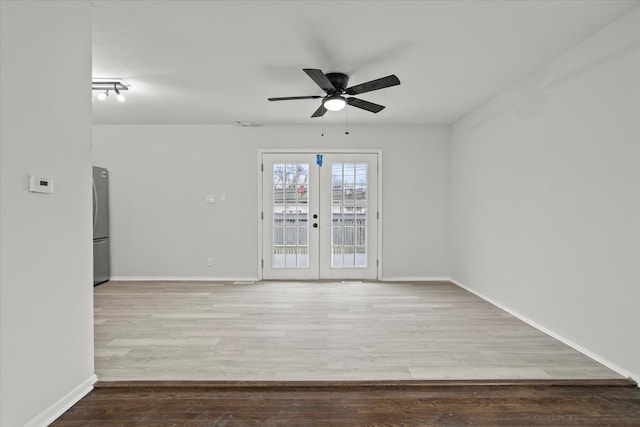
(23, 374, 97, 427)
(96, 377, 637, 389)
(110, 276, 260, 282)
(449, 277, 640, 386)
(381, 276, 451, 282)
(111, 276, 452, 283)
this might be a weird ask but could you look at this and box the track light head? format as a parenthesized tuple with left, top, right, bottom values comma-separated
(114, 86, 126, 102)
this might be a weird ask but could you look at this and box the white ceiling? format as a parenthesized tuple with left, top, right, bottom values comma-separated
(91, 0, 639, 126)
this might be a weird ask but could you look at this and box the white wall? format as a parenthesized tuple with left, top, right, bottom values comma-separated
(92, 124, 450, 280)
(0, 2, 95, 426)
(451, 8, 640, 380)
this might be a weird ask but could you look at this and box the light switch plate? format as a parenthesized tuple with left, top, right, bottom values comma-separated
(28, 175, 54, 194)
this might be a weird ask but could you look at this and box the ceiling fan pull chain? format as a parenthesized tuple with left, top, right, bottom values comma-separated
(345, 107, 350, 135)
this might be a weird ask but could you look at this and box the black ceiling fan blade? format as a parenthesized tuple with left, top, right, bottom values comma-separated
(303, 68, 336, 93)
(268, 95, 323, 101)
(310, 104, 327, 118)
(345, 75, 400, 95)
(347, 97, 385, 113)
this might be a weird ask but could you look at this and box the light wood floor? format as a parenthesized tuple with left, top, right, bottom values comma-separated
(94, 280, 622, 381)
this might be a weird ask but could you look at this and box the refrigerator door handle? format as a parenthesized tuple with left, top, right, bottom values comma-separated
(92, 180, 98, 228)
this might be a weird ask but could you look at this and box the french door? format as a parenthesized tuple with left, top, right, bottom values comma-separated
(261, 152, 379, 280)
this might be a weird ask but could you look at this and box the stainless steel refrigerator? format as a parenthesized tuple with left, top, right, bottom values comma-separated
(93, 166, 110, 285)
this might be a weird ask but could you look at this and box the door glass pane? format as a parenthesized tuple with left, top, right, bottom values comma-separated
(273, 163, 309, 268)
(331, 162, 367, 268)
(332, 247, 343, 267)
(356, 247, 366, 267)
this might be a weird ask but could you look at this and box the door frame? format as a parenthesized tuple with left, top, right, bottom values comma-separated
(257, 148, 383, 281)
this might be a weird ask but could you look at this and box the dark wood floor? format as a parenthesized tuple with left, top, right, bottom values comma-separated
(52, 379, 640, 426)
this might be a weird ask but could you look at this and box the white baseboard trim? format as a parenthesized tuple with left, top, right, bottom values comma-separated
(109, 276, 260, 282)
(23, 374, 97, 427)
(381, 276, 451, 282)
(111, 276, 452, 283)
(449, 277, 640, 385)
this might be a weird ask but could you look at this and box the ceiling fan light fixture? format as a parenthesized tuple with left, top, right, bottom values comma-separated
(323, 95, 346, 112)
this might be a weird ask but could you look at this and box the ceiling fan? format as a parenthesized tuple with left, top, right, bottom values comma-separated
(268, 68, 400, 118)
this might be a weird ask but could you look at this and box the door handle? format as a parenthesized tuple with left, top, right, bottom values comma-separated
(92, 181, 98, 228)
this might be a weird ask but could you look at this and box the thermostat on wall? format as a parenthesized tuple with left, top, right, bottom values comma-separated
(28, 175, 54, 194)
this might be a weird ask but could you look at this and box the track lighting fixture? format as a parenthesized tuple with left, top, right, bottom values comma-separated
(92, 79, 130, 102)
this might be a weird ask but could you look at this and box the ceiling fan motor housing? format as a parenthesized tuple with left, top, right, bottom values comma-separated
(325, 72, 349, 94)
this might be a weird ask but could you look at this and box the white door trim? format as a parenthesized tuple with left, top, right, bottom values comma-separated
(258, 148, 383, 281)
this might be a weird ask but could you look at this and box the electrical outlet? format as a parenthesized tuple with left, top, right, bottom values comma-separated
(207, 257, 213, 267)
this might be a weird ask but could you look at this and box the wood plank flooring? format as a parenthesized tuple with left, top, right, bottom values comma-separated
(94, 280, 622, 381)
(52, 380, 640, 426)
